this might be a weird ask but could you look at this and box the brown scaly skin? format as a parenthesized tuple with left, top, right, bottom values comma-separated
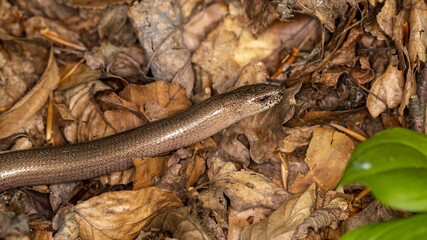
(0, 84, 285, 191)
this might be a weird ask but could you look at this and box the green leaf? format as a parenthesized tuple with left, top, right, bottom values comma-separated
(340, 214, 427, 240)
(340, 128, 427, 211)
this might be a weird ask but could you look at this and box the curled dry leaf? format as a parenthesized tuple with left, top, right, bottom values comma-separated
(200, 171, 291, 212)
(293, 197, 349, 239)
(128, 0, 194, 96)
(407, 0, 427, 66)
(288, 127, 354, 194)
(376, 0, 397, 38)
(0, 36, 59, 139)
(61, 81, 112, 143)
(241, 184, 316, 240)
(366, 60, 404, 118)
(148, 207, 211, 240)
(74, 187, 183, 240)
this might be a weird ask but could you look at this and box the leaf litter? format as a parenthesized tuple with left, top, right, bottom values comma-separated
(0, 0, 425, 239)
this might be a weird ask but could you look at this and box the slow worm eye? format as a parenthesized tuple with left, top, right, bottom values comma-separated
(257, 97, 267, 103)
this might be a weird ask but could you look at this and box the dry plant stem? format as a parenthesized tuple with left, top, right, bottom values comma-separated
(59, 56, 88, 84)
(354, 187, 371, 202)
(329, 124, 366, 142)
(46, 94, 54, 142)
(40, 28, 87, 51)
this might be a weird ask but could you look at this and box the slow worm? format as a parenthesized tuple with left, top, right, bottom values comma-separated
(0, 84, 284, 191)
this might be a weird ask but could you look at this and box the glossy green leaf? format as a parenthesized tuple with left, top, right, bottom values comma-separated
(340, 128, 427, 211)
(340, 214, 427, 240)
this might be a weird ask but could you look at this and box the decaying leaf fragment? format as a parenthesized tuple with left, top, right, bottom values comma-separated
(288, 127, 354, 194)
(241, 184, 316, 240)
(75, 187, 183, 240)
(366, 60, 404, 118)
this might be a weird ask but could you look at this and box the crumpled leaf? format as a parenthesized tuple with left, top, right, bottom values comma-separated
(128, 0, 194, 96)
(199, 171, 291, 212)
(75, 187, 183, 240)
(366, 59, 404, 118)
(0, 35, 59, 138)
(241, 184, 316, 240)
(192, 6, 318, 93)
(288, 127, 354, 194)
(293, 197, 349, 239)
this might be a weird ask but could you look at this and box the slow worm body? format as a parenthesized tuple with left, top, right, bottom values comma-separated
(0, 84, 284, 191)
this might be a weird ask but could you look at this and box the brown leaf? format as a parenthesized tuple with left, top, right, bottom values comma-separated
(366, 59, 404, 118)
(128, 0, 194, 96)
(74, 187, 183, 240)
(133, 157, 169, 190)
(98, 5, 136, 47)
(119, 81, 192, 121)
(228, 207, 273, 240)
(185, 155, 206, 189)
(241, 184, 316, 240)
(183, 2, 228, 52)
(376, 0, 397, 38)
(203, 171, 291, 211)
(293, 197, 349, 239)
(288, 127, 354, 194)
(192, 12, 318, 93)
(0, 36, 59, 138)
(407, 0, 427, 66)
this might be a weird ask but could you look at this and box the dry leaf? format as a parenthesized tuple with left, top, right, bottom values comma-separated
(288, 127, 354, 194)
(228, 207, 273, 240)
(183, 2, 228, 52)
(192, 10, 318, 93)
(128, 0, 194, 96)
(293, 197, 349, 239)
(376, 0, 397, 38)
(201, 171, 291, 211)
(75, 187, 183, 240)
(241, 184, 316, 240)
(407, 0, 427, 66)
(133, 156, 169, 190)
(366, 59, 404, 118)
(0, 37, 59, 138)
(185, 154, 206, 189)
